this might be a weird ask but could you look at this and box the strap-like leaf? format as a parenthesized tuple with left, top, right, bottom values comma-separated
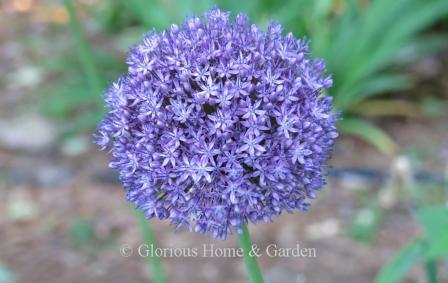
(338, 117, 397, 156)
(374, 239, 424, 283)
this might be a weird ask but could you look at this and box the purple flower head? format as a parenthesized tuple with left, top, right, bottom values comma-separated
(94, 8, 338, 239)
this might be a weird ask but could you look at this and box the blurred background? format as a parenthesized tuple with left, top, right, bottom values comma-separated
(0, 0, 448, 282)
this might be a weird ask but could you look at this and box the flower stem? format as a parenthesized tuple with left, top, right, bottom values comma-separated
(137, 211, 167, 283)
(237, 224, 265, 283)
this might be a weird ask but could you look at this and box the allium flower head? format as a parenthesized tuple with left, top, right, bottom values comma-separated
(95, 8, 338, 239)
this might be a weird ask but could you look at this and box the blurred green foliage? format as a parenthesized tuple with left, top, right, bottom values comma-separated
(349, 206, 384, 243)
(70, 217, 117, 252)
(375, 206, 448, 283)
(372, 155, 448, 283)
(70, 217, 95, 247)
(44, 0, 448, 154)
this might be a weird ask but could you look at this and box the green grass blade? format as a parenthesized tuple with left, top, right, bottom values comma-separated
(338, 117, 397, 156)
(374, 239, 424, 283)
(417, 206, 448, 238)
(417, 206, 448, 259)
(63, 0, 103, 101)
(350, 99, 422, 118)
(362, 1, 448, 76)
(395, 33, 448, 64)
(425, 232, 448, 259)
(337, 74, 413, 109)
(330, 0, 448, 108)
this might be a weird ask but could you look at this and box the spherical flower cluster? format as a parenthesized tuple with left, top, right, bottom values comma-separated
(95, 8, 338, 239)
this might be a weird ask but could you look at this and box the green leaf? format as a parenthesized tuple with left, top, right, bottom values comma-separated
(350, 99, 422, 118)
(417, 206, 448, 237)
(324, 0, 448, 111)
(417, 206, 448, 259)
(357, 74, 413, 101)
(64, 0, 104, 99)
(395, 33, 448, 64)
(338, 117, 397, 156)
(421, 97, 448, 117)
(374, 239, 424, 283)
(337, 74, 413, 110)
(426, 231, 448, 259)
(359, 1, 448, 79)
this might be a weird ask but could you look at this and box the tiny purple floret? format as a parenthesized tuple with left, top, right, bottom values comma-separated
(95, 8, 338, 239)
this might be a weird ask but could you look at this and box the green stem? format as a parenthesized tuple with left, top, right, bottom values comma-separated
(137, 211, 167, 283)
(63, 0, 103, 103)
(424, 259, 439, 283)
(237, 224, 265, 283)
